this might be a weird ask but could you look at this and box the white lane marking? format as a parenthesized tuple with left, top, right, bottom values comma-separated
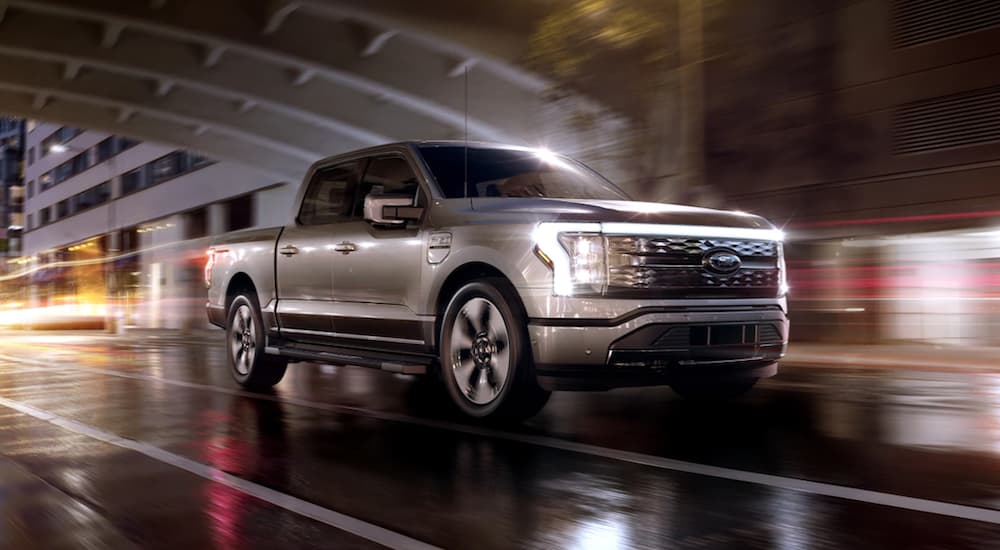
(0, 393, 441, 550)
(3, 353, 1000, 525)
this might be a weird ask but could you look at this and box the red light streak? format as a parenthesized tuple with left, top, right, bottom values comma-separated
(791, 210, 1000, 229)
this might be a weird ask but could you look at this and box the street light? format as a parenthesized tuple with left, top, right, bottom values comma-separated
(47, 140, 122, 334)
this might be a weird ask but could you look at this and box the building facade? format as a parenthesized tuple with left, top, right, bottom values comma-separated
(19, 122, 295, 329)
(0, 117, 25, 266)
(700, 0, 1000, 345)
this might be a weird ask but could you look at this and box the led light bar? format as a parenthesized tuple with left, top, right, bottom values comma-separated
(600, 223, 785, 242)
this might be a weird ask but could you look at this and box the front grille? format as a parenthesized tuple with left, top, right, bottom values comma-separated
(607, 237, 777, 263)
(652, 327, 691, 348)
(758, 324, 783, 344)
(606, 236, 781, 296)
(648, 324, 784, 349)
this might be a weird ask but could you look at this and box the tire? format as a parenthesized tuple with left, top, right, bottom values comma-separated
(226, 293, 287, 391)
(440, 278, 550, 421)
(670, 378, 758, 401)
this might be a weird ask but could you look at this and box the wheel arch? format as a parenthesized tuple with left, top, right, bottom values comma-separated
(433, 262, 529, 350)
(225, 272, 258, 311)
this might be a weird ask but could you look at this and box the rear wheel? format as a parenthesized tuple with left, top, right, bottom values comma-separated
(440, 278, 550, 421)
(227, 293, 287, 390)
(670, 378, 758, 401)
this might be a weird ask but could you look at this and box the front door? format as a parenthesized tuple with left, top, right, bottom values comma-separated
(275, 160, 361, 339)
(327, 154, 429, 351)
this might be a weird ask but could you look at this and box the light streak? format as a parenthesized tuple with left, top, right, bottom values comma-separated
(0, 236, 214, 283)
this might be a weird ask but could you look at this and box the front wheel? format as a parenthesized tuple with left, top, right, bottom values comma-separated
(227, 293, 287, 391)
(440, 278, 550, 421)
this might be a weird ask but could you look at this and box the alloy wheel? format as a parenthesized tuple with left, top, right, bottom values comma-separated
(449, 297, 510, 405)
(230, 304, 256, 376)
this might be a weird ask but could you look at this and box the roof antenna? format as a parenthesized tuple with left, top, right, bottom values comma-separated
(463, 62, 469, 201)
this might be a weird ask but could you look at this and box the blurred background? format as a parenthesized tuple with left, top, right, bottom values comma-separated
(0, 0, 998, 345)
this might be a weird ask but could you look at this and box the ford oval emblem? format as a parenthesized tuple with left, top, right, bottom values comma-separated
(703, 249, 742, 274)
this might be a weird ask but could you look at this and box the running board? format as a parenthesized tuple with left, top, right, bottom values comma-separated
(265, 344, 430, 375)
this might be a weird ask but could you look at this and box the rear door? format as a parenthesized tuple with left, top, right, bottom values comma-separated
(326, 153, 431, 351)
(275, 160, 362, 338)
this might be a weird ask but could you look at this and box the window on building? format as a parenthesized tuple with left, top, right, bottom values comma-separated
(40, 126, 81, 157)
(26, 180, 34, 198)
(38, 207, 50, 226)
(27, 147, 34, 166)
(39, 171, 53, 191)
(122, 166, 147, 195)
(72, 152, 89, 175)
(186, 208, 208, 239)
(56, 127, 81, 143)
(189, 153, 212, 170)
(9, 189, 24, 212)
(84, 146, 98, 170)
(74, 182, 111, 212)
(56, 199, 69, 219)
(151, 152, 183, 183)
(54, 161, 73, 184)
(226, 194, 255, 232)
(120, 227, 140, 253)
(26, 213, 33, 230)
(96, 137, 115, 163)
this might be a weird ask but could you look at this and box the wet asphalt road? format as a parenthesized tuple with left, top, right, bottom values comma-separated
(2, 332, 1000, 549)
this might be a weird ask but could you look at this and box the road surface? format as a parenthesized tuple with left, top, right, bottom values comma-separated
(1, 331, 999, 549)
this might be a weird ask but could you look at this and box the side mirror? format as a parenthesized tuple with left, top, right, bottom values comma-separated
(363, 194, 424, 225)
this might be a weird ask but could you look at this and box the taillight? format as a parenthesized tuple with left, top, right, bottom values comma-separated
(204, 248, 215, 288)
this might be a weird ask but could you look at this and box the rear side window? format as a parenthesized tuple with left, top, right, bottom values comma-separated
(298, 161, 360, 225)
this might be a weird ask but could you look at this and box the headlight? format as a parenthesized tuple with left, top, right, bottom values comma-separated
(777, 243, 789, 296)
(533, 222, 605, 296)
(558, 233, 606, 294)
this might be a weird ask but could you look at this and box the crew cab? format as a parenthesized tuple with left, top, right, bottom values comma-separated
(206, 142, 789, 420)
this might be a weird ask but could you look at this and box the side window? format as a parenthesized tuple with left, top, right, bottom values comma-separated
(355, 156, 421, 216)
(298, 161, 360, 225)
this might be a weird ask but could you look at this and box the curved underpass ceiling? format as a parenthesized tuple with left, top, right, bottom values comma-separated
(0, 0, 626, 181)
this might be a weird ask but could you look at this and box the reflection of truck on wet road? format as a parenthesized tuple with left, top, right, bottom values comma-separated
(205, 142, 788, 420)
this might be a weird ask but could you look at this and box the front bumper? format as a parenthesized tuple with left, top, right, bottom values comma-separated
(529, 306, 787, 390)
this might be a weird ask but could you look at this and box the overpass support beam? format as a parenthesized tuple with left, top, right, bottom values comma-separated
(101, 21, 124, 49)
(62, 61, 83, 81)
(262, 0, 299, 35)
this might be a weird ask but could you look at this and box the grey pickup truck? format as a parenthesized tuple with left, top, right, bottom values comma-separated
(206, 141, 788, 420)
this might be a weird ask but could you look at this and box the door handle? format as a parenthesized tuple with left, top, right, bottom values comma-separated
(333, 241, 357, 254)
(279, 245, 299, 256)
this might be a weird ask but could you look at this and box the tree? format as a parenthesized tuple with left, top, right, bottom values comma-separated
(528, 0, 674, 118)
(528, 0, 714, 203)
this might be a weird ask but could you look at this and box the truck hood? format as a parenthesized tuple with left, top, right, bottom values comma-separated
(468, 198, 774, 230)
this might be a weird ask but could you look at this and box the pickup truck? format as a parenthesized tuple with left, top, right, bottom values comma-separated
(206, 141, 788, 420)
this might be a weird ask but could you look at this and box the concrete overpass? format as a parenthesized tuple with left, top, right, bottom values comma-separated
(0, 0, 628, 182)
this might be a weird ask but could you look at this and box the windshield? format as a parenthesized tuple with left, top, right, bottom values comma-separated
(417, 145, 631, 201)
